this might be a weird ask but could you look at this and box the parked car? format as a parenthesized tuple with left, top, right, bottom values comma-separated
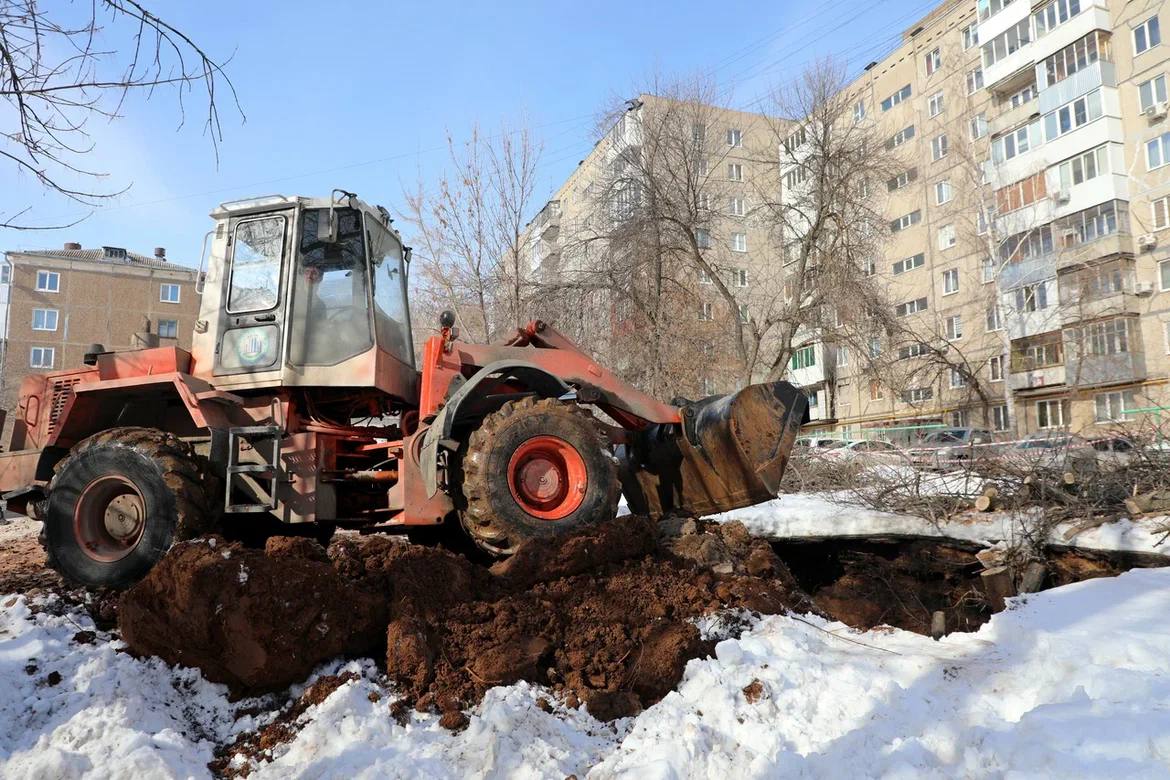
(907, 427, 998, 470)
(822, 439, 909, 466)
(1001, 431, 1098, 477)
(1088, 436, 1138, 469)
(795, 437, 850, 453)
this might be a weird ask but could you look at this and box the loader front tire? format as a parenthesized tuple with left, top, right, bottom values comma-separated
(459, 397, 620, 556)
(42, 427, 215, 588)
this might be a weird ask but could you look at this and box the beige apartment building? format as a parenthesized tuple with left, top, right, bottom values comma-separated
(0, 243, 201, 431)
(527, 0, 1170, 441)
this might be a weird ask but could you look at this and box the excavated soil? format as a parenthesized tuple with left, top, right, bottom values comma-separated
(119, 515, 812, 722)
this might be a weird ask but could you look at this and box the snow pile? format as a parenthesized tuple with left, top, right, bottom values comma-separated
(713, 493, 1170, 555)
(0, 596, 239, 779)
(594, 566, 1170, 777)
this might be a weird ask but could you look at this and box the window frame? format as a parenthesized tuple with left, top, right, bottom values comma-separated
(1135, 16, 1162, 55)
(35, 270, 60, 293)
(31, 308, 58, 332)
(942, 267, 960, 294)
(158, 318, 179, 339)
(160, 282, 182, 303)
(29, 346, 55, 369)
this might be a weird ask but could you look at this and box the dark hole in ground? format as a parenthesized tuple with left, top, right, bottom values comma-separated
(770, 537, 1164, 637)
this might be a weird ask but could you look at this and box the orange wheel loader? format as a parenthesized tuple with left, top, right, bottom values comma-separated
(0, 192, 807, 587)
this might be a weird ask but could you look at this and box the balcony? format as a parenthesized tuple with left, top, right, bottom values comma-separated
(1006, 305, 1063, 340)
(989, 97, 1039, 138)
(1058, 289, 1141, 325)
(1008, 363, 1066, 391)
(1053, 231, 1133, 272)
(536, 200, 562, 239)
(1064, 350, 1147, 388)
(998, 255, 1055, 290)
(1039, 61, 1115, 114)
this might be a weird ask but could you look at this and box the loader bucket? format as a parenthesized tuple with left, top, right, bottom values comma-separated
(619, 381, 808, 518)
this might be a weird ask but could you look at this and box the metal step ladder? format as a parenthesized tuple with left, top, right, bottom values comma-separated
(225, 425, 282, 513)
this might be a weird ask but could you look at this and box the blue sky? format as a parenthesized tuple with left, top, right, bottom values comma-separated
(0, 0, 939, 267)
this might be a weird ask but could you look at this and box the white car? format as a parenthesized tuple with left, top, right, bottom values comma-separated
(822, 439, 909, 466)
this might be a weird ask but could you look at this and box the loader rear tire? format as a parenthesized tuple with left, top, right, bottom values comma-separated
(42, 427, 216, 588)
(458, 397, 620, 556)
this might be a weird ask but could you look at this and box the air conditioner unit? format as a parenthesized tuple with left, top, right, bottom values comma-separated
(1135, 281, 1156, 296)
(1050, 189, 1070, 204)
(1139, 233, 1159, 250)
(1147, 101, 1169, 120)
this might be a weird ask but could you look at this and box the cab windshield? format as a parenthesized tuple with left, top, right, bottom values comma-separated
(287, 207, 374, 366)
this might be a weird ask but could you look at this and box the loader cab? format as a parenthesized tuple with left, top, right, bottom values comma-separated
(191, 194, 417, 402)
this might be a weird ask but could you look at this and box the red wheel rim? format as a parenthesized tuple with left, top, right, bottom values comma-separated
(73, 475, 147, 563)
(507, 435, 588, 520)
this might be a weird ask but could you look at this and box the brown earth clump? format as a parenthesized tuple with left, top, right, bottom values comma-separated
(121, 516, 812, 723)
(119, 537, 385, 692)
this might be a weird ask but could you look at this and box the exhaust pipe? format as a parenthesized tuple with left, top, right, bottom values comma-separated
(619, 381, 808, 518)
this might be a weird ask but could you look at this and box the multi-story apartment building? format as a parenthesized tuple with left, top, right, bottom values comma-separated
(528, 0, 1170, 441)
(824, 0, 1170, 441)
(0, 243, 201, 433)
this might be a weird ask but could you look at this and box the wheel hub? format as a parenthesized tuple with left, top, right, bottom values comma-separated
(507, 435, 588, 520)
(73, 475, 147, 563)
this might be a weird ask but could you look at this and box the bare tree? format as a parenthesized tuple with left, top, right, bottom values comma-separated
(0, 0, 241, 229)
(401, 124, 542, 344)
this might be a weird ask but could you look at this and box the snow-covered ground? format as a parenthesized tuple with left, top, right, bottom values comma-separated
(712, 492, 1170, 557)
(3, 565, 1170, 778)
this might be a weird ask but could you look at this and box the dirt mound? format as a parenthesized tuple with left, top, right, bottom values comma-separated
(119, 516, 811, 718)
(119, 537, 385, 692)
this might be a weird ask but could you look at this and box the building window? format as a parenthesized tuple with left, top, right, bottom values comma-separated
(837, 345, 849, 367)
(1043, 89, 1103, 142)
(733, 268, 748, 287)
(158, 318, 179, 339)
(945, 313, 963, 339)
(924, 48, 941, 75)
(1080, 318, 1132, 355)
(899, 342, 928, 360)
(996, 171, 1049, 214)
(1041, 30, 1107, 88)
(1037, 399, 1066, 429)
(29, 347, 55, 369)
(1140, 75, 1168, 112)
(695, 228, 711, 249)
(931, 133, 949, 161)
(1058, 144, 1108, 189)
(727, 163, 743, 181)
(887, 168, 918, 192)
(1034, 0, 1083, 37)
(869, 380, 884, 401)
(1148, 132, 1170, 170)
(986, 304, 1003, 332)
(902, 387, 934, 404)
(982, 257, 997, 283)
(885, 125, 915, 150)
(890, 210, 921, 233)
(989, 355, 1004, 381)
(979, 0, 1014, 22)
(970, 113, 988, 140)
(934, 180, 952, 205)
(869, 337, 882, 358)
(1135, 16, 1161, 55)
(783, 127, 807, 153)
(895, 297, 928, 317)
(962, 22, 979, 50)
(927, 91, 945, 117)
(0, 265, 9, 284)
(738, 304, 749, 323)
(808, 390, 819, 409)
(938, 224, 957, 250)
(692, 123, 706, 146)
(881, 84, 912, 112)
(698, 158, 709, 177)
(784, 167, 808, 189)
(731, 232, 747, 252)
(701, 377, 716, 396)
(853, 100, 866, 122)
(950, 368, 968, 388)
(31, 308, 58, 331)
(729, 197, 746, 216)
(992, 121, 1040, 163)
(892, 253, 925, 275)
(1095, 390, 1135, 422)
(727, 128, 742, 147)
(992, 404, 1010, 431)
(966, 68, 984, 95)
(160, 283, 181, 303)
(1154, 198, 1170, 231)
(35, 270, 59, 292)
(699, 302, 713, 321)
(790, 345, 816, 370)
